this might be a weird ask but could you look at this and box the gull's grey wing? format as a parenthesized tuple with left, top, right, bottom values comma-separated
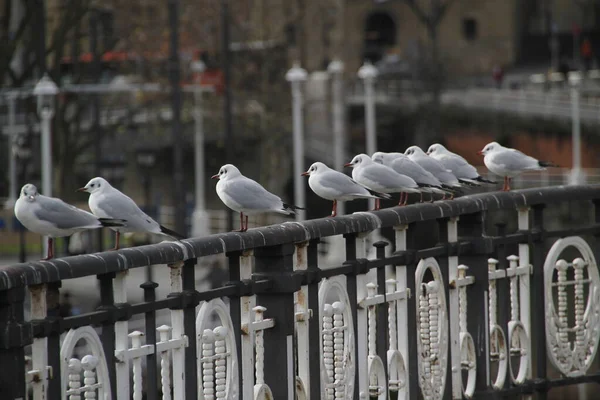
(35, 195, 99, 229)
(438, 155, 479, 179)
(362, 164, 418, 189)
(319, 170, 370, 196)
(226, 177, 284, 210)
(94, 190, 158, 231)
(391, 158, 442, 186)
(494, 150, 540, 170)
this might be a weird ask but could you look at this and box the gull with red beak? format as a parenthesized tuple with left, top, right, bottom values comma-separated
(212, 164, 303, 232)
(478, 142, 557, 191)
(302, 162, 390, 217)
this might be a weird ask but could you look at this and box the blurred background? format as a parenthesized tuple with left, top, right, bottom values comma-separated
(1, 0, 600, 263)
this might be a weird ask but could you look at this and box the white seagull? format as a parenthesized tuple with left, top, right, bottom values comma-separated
(78, 177, 185, 249)
(404, 145, 462, 198)
(427, 143, 496, 185)
(212, 164, 303, 232)
(372, 151, 449, 202)
(14, 184, 126, 259)
(345, 154, 420, 209)
(478, 142, 557, 191)
(302, 162, 390, 217)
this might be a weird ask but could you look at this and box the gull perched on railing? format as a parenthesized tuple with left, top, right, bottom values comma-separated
(478, 142, 558, 191)
(345, 154, 420, 209)
(426, 143, 496, 185)
(78, 177, 185, 249)
(212, 164, 303, 232)
(405, 145, 463, 198)
(14, 184, 126, 260)
(302, 161, 390, 217)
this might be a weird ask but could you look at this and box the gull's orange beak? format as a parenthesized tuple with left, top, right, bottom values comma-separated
(301, 171, 309, 176)
(477, 150, 483, 155)
(211, 174, 219, 180)
(344, 163, 352, 167)
(76, 187, 86, 192)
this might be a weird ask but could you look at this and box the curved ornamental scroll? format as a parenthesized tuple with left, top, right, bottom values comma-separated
(544, 236, 600, 377)
(196, 298, 240, 400)
(319, 276, 355, 399)
(415, 258, 448, 400)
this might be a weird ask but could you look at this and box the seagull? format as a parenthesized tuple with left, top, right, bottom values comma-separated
(212, 164, 303, 232)
(478, 142, 558, 191)
(14, 184, 126, 260)
(301, 162, 390, 217)
(427, 143, 496, 185)
(372, 151, 449, 202)
(78, 177, 185, 250)
(404, 145, 462, 198)
(345, 154, 420, 209)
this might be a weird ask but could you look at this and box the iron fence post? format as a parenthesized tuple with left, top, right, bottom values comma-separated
(531, 204, 548, 398)
(306, 238, 322, 399)
(182, 259, 198, 398)
(141, 280, 159, 400)
(0, 287, 27, 399)
(97, 272, 117, 397)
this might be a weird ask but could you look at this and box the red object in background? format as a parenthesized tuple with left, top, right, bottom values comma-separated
(199, 69, 224, 95)
(573, 23, 581, 36)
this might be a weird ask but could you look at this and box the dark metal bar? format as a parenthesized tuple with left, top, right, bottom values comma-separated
(343, 233, 360, 399)
(227, 251, 243, 397)
(253, 244, 297, 398)
(141, 280, 159, 400)
(306, 239, 322, 400)
(46, 282, 62, 397)
(221, 0, 234, 232)
(96, 272, 117, 397)
(405, 223, 419, 399)
(182, 259, 198, 399)
(167, 0, 186, 235)
(90, 8, 103, 252)
(0, 287, 27, 399)
(374, 241, 389, 382)
(436, 218, 453, 400)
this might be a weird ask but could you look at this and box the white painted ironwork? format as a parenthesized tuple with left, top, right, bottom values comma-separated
(28, 284, 51, 400)
(294, 242, 311, 397)
(196, 298, 239, 400)
(157, 325, 173, 400)
(415, 258, 448, 400)
(319, 276, 355, 398)
(544, 236, 600, 377)
(113, 271, 130, 399)
(365, 282, 387, 399)
(446, 217, 462, 399)
(129, 331, 145, 400)
(64, 356, 101, 400)
(67, 358, 82, 400)
(355, 231, 370, 398)
(252, 305, 274, 399)
(506, 255, 531, 384)
(239, 250, 255, 399)
(487, 258, 508, 390)
(517, 207, 533, 381)
(456, 265, 476, 398)
(168, 262, 187, 399)
(385, 278, 407, 397)
(60, 326, 112, 400)
(393, 225, 410, 399)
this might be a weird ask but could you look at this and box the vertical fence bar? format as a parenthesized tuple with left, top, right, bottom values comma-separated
(405, 222, 421, 399)
(517, 207, 532, 382)
(182, 259, 198, 399)
(374, 241, 389, 380)
(227, 250, 244, 399)
(344, 232, 360, 399)
(46, 282, 61, 398)
(356, 232, 370, 398)
(446, 217, 462, 399)
(254, 244, 297, 398)
(29, 284, 48, 400)
(141, 280, 159, 400)
(98, 272, 118, 398)
(168, 262, 186, 399)
(307, 238, 322, 399)
(394, 224, 412, 398)
(0, 287, 27, 399)
(113, 271, 129, 399)
(531, 205, 548, 399)
(239, 250, 255, 399)
(295, 242, 311, 395)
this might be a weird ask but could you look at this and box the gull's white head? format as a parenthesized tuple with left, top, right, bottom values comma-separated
(20, 184, 38, 201)
(345, 154, 371, 168)
(478, 142, 501, 156)
(426, 143, 447, 155)
(212, 164, 241, 181)
(79, 177, 110, 194)
(404, 146, 425, 156)
(371, 152, 387, 164)
(302, 162, 328, 176)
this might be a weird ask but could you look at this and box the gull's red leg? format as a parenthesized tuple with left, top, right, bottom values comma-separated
(398, 192, 404, 206)
(244, 215, 249, 232)
(329, 200, 338, 217)
(403, 192, 409, 206)
(233, 212, 246, 232)
(507, 178, 512, 191)
(42, 237, 54, 260)
(110, 231, 120, 251)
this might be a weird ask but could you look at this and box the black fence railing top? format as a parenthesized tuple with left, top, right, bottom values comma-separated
(1, 184, 598, 291)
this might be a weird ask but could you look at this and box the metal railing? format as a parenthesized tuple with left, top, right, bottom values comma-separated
(1, 185, 600, 399)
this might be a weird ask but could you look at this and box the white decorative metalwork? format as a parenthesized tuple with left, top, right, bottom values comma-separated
(196, 298, 239, 400)
(67, 358, 82, 400)
(393, 224, 410, 399)
(415, 258, 448, 400)
(544, 236, 600, 377)
(157, 325, 173, 400)
(252, 305, 274, 400)
(506, 255, 530, 384)
(318, 276, 355, 399)
(294, 242, 311, 397)
(238, 250, 256, 400)
(28, 283, 51, 400)
(128, 331, 145, 400)
(168, 262, 186, 400)
(60, 326, 112, 400)
(487, 258, 508, 390)
(365, 282, 387, 399)
(81, 355, 99, 400)
(456, 265, 476, 398)
(385, 278, 407, 398)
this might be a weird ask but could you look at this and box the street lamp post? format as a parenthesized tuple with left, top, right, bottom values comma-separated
(33, 74, 59, 258)
(570, 83, 585, 185)
(327, 60, 346, 216)
(190, 60, 210, 237)
(6, 94, 17, 209)
(286, 63, 308, 221)
(358, 61, 378, 209)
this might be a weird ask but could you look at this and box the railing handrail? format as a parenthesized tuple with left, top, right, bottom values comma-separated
(2, 184, 598, 290)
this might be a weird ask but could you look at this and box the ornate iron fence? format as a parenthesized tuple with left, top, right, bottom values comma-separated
(1, 185, 600, 399)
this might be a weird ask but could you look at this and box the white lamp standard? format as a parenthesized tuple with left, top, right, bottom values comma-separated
(190, 59, 209, 237)
(33, 73, 59, 257)
(327, 60, 346, 216)
(569, 81, 585, 185)
(358, 61, 378, 209)
(286, 62, 308, 221)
